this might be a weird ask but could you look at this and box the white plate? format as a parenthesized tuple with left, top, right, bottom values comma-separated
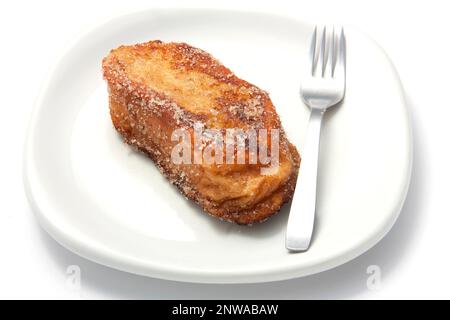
(24, 8, 412, 283)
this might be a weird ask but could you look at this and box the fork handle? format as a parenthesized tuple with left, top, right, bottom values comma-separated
(286, 108, 324, 251)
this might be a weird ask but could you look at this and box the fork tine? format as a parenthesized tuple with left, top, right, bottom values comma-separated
(324, 27, 335, 78)
(334, 27, 346, 79)
(317, 26, 327, 77)
(310, 26, 318, 75)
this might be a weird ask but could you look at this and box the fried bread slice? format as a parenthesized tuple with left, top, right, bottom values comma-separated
(102, 41, 300, 224)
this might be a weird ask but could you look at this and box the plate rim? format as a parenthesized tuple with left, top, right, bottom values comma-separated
(23, 7, 413, 283)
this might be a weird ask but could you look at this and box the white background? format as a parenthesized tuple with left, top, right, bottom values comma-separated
(0, 0, 449, 299)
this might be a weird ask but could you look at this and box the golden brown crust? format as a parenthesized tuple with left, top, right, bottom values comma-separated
(102, 41, 300, 224)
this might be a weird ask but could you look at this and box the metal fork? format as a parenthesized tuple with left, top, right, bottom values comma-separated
(286, 26, 346, 252)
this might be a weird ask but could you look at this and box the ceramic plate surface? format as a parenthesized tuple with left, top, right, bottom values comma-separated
(24, 8, 412, 283)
